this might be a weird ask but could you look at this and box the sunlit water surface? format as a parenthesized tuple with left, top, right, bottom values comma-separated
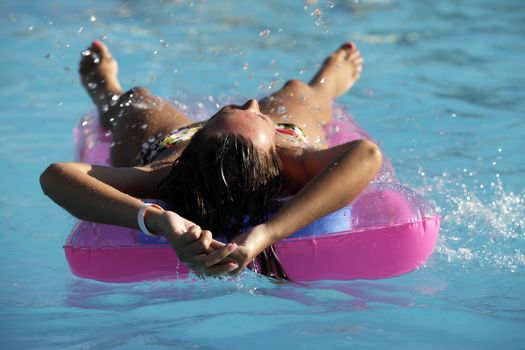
(1, 1, 524, 349)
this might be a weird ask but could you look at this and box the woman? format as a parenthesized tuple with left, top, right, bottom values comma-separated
(40, 40, 382, 279)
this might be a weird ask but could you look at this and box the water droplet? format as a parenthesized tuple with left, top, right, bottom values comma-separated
(28, 26, 34, 31)
(208, 96, 214, 102)
(326, 1, 335, 9)
(148, 136, 155, 143)
(299, 69, 305, 75)
(243, 63, 249, 70)
(90, 15, 97, 22)
(336, 114, 346, 121)
(87, 82, 97, 89)
(102, 104, 109, 112)
(81, 120, 88, 126)
(498, 148, 502, 152)
(173, 69, 178, 74)
(48, 19, 53, 26)
(259, 29, 270, 38)
(451, 113, 457, 118)
(198, 102, 204, 109)
(319, 78, 326, 84)
(312, 8, 322, 17)
(153, 50, 158, 55)
(78, 26, 84, 33)
(141, 124, 148, 130)
(299, 95, 307, 102)
(330, 125, 340, 133)
(277, 106, 286, 114)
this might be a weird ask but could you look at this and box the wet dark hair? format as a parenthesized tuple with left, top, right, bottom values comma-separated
(158, 127, 289, 279)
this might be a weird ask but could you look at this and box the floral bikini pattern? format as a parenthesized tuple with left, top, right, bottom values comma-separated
(140, 122, 308, 165)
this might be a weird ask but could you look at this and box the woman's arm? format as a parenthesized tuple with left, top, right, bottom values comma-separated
(40, 162, 168, 227)
(40, 162, 239, 274)
(229, 139, 382, 272)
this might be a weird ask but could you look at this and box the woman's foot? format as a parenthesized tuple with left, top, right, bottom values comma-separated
(79, 41, 123, 129)
(309, 42, 363, 99)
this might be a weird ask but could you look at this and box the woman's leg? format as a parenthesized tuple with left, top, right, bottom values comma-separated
(79, 41, 193, 167)
(259, 43, 363, 138)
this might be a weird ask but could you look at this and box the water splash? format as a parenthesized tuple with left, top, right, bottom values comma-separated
(417, 174, 525, 273)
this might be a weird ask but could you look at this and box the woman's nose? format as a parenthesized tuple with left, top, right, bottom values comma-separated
(242, 99, 260, 112)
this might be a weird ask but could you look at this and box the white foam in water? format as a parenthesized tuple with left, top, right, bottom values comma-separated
(416, 175, 525, 272)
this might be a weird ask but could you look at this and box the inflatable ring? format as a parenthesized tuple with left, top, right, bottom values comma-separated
(65, 103, 440, 282)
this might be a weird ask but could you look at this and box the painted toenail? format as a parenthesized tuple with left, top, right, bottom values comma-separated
(343, 43, 354, 50)
(92, 41, 102, 48)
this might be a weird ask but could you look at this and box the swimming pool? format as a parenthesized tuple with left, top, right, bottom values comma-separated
(1, 0, 524, 348)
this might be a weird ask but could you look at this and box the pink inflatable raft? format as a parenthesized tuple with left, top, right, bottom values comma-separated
(65, 102, 440, 283)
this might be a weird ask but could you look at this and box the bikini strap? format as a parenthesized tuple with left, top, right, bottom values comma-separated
(275, 123, 308, 143)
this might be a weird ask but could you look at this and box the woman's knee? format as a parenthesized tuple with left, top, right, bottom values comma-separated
(117, 86, 151, 105)
(129, 86, 151, 96)
(283, 79, 309, 91)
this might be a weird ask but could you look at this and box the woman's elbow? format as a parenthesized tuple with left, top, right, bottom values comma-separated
(40, 162, 66, 196)
(361, 140, 383, 173)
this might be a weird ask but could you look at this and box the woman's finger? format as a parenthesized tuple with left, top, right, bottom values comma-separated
(209, 239, 227, 250)
(197, 243, 238, 267)
(184, 230, 213, 255)
(204, 262, 239, 277)
(177, 225, 202, 244)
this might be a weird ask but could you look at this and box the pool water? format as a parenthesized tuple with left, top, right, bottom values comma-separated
(1, 0, 524, 348)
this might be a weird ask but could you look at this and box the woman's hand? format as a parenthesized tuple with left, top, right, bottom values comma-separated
(226, 224, 273, 275)
(147, 210, 239, 277)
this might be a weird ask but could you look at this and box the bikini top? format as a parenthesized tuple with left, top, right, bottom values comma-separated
(141, 122, 309, 165)
(159, 122, 308, 148)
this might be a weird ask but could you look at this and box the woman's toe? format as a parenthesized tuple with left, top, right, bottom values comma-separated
(91, 40, 112, 60)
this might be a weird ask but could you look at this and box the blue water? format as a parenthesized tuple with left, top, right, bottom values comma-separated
(1, 0, 524, 348)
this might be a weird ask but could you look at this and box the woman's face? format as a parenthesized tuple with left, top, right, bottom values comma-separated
(204, 99, 276, 151)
